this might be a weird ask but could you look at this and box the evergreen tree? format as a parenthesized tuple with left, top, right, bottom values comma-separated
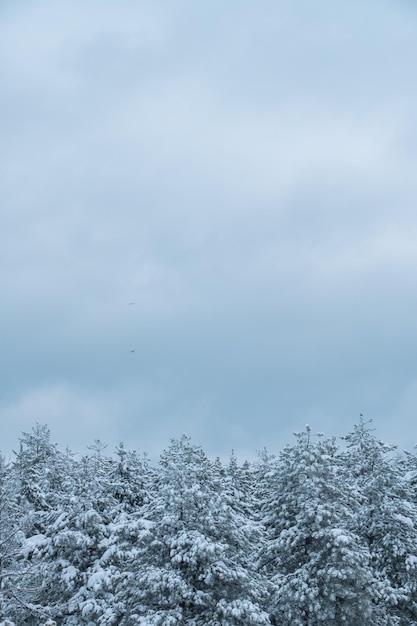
(108, 444, 152, 515)
(0, 456, 18, 621)
(80, 444, 157, 625)
(225, 452, 258, 521)
(259, 426, 376, 625)
(114, 435, 270, 625)
(343, 417, 417, 625)
(0, 456, 33, 624)
(14, 424, 65, 517)
(24, 446, 113, 624)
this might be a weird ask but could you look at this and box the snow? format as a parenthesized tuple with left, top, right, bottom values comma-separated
(5, 423, 417, 625)
(21, 533, 46, 558)
(393, 513, 414, 528)
(87, 569, 112, 591)
(62, 564, 77, 583)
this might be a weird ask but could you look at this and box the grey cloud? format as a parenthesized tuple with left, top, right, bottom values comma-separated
(2, 0, 417, 459)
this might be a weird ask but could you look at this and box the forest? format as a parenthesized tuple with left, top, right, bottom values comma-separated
(1, 419, 417, 626)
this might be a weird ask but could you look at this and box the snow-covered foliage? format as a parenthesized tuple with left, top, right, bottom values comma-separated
(1, 421, 417, 625)
(342, 417, 417, 625)
(258, 427, 377, 625)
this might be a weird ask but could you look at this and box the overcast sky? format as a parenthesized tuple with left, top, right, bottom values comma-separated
(2, 0, 417, 460)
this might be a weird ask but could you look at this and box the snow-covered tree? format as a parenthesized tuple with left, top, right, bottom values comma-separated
(0, 456, 25, 623)
(225, 452, 259, 522)
(107, 443, 153, 515)
(0, 452, 55, 625)
(13, 424, 66, 517)
(22, 444, 114, 624)
(343, 417, 417, 625)
(114, 435, 270, 625)
(259, 426, 377, 625)
(78, 444, 157, 625)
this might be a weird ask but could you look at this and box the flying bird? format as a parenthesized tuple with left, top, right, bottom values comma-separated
(128, 302, 136, 305)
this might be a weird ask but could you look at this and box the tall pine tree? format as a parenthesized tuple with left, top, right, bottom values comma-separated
(114, 435, 270, 625)
(259, 426, 376, 625)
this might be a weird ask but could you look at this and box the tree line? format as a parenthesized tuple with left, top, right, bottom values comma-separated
(1, 419, 417, 625)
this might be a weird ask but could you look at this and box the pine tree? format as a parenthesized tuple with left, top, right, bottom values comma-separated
(108, 443, 152, 515)
(14, 424, 65, 517)
(343, 417, 417, 625)
(80, 444, 157, 625)
(0, 456, 31, 624)
(4, 425, 71, 625)
(23, 445, 114, 624)
(259, 426, 377, 625)
(114, 435, 270, 625)
(226, 452, 259, 521)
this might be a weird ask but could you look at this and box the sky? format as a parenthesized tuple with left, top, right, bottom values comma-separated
(2, 0, 417, 461)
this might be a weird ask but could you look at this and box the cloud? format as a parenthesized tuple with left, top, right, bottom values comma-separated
(0, 384, 124, 457)
(0, 1, 166, 87)
(1, 0, 417, 459)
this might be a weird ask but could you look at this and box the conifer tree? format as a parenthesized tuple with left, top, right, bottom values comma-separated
(343, 417, 417, 625)
(6, 426, 73, 624)
(0, 456, 30, 624)
(108, 444, 152, 515)
(81, 444, 157, 625)
(259, 426, 376, 625)
(14, 424, 65, 517)
(114, 435, 270, 625)
(23, 445, 114, 624)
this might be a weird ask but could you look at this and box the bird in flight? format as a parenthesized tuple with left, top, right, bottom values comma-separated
(130, 350, 135, 353)
(128, 302, 136, 305)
